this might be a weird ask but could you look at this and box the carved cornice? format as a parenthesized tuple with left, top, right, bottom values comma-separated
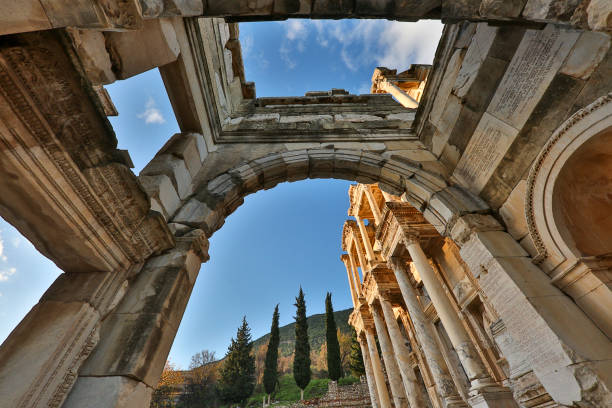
(0, 31, 173, 271)
(376, 201, 438, 259)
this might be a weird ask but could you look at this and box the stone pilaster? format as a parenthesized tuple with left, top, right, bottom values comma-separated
(388, 257, 467, 408)
(371, 302, 409, 408)
(379, 295, 427, 408)
(365, 328, 393, 408)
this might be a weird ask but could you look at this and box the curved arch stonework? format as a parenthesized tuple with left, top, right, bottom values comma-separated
(171, 147, 451, 238)
(525, 93, 612, 338)
(526, 93, 612, 270)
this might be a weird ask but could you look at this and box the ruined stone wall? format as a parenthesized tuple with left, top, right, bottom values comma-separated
(278, 379, 372, 408)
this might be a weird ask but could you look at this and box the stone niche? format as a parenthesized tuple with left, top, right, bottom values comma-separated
(526, 94, 612, 340)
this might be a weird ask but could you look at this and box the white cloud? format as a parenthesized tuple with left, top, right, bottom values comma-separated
(0, 267, 16, 282)
(280, 43, 297, 70)
(375, 20, 443, 69)
(341, 48, 357, 72)
(138, 97, 166, 125)
(285, 20, 308, 41)
(279, 20, 311, 69)
(297, 19, 443, 74)
(241, 33, 254, 56)
(312, 20, 329, 47)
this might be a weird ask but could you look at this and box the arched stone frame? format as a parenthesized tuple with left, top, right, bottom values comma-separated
(57, 143, 612, 407)
(525, 93, 612, 339)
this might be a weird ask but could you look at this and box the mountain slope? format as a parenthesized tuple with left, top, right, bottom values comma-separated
(252, 307, 352, 357)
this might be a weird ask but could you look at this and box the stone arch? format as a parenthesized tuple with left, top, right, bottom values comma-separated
(170, 147, 467, 239)
(525, 93, 612, 338)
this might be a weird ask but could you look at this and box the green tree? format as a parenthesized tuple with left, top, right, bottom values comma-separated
(263, 304, 280, 404)
(218, 317, 256, 407)
(293, 287, 311, 400)
(349, 329, 366, 378)
(178, 350, 219, 408)
(325, 293, 343, 381)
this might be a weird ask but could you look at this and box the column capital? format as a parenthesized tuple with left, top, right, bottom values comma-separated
(378, 289, 394, 303)
(387, 256, 407, 272)
(402, 231, 420, 245)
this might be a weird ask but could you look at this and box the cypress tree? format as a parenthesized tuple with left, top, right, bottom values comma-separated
(293, 287, 311, 400)
(349, 328, 366, 378)
(218, 317, 256, 407)
(325, 292, 343, 381)
(263, 304, 280, 402)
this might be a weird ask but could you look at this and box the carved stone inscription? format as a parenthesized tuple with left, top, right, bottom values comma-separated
(488, 25, 579, 130)
(453, 113, 518, 193)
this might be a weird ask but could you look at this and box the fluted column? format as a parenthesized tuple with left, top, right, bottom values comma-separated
(371, 302, 409, 408)
(359, 333, 380, 408)
(355, 215, 376, 261)
(388, 257, 466, 407)
(379, 296, 427, 408)
(341, 255, 358, 307)
(366, 328, 392, 408)
(404, 237, 501, 394)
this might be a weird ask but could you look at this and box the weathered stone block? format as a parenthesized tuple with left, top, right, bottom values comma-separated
(587, 0, 612, 31)
(79, 311, 178, 387)
(354, 0, 394, 16)
(139, 174, 181, 219)
(63, 376, 152, 408)
(312, 0, 356, 16)
(41, 270, 130, 317)
(560, 31, 610, 80)
(173, 198, 221, 235)
(428, 186, 488, 224)
(141, 154, 193, 199)
(158, 133, 205, 178)
(499, 180, 528, 240)
(0, 301, 100, 408)
(161, 0, 204, 16)
(106, 18, 180, 79)
(479, 0, 526, 18)
(68, 29, 115, 85)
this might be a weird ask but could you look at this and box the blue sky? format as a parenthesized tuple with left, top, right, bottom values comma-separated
(0, 19, 443, 369)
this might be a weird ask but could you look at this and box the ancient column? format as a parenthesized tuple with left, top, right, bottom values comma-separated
(363, 186, 383, 225)
(381, 81, 419, 108)
(388, 256, 466, 407)
(352, 231, 370, 274)
(355, 215, 376, 261)
(341, 254, 358, 306)
(371, 302, 409, 408)
(379, 295, 427, 408)
(365, 328, 393, 408)
(404, 236, 503, 395)
(348, 250, 363, 297)
(359, 333, 380, 408)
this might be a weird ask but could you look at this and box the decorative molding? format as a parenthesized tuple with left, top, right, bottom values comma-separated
(525, 93, 612, 266)
(0, 31, 173, 271)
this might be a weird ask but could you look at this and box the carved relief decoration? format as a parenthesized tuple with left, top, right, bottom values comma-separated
(0, 31, 173, 271)
(525, 93, 612, 273)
